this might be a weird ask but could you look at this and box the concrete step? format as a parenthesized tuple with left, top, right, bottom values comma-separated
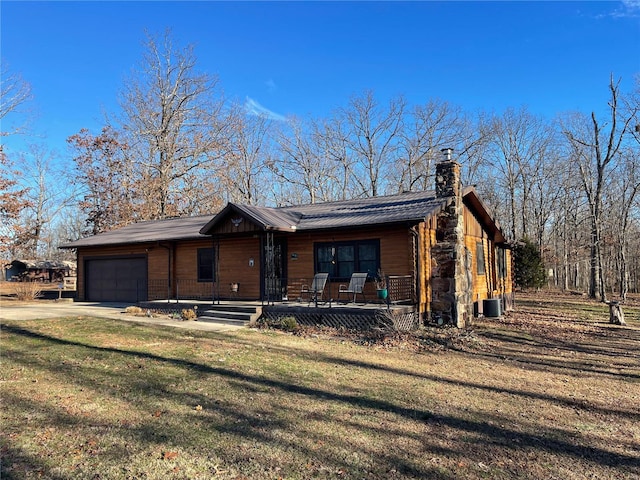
(196, 315, 250, 327)
(203, 305, 259, 314)
(196, 304, 262, 326)
(200, 310, 254, 321)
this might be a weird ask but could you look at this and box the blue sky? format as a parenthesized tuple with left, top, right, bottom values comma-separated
(2, 1, 639, 158)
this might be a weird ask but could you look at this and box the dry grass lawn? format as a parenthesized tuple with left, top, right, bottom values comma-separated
(1, 291, 638, 479)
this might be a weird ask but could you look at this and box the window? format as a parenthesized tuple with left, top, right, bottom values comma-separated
(314, 240, 380, 280)
(476, 242, 485, 275)
(497, 247, 507, 279)
(197, 248, 215, 282)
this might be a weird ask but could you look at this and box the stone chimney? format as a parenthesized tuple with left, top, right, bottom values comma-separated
(431, 148, 472, 328)
(435, 148, 459, 198)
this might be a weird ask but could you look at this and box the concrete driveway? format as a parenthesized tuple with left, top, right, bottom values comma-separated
(0, 300, 243, 332)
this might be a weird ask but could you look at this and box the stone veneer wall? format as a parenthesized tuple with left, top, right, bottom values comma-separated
(431, 160, 473, 328)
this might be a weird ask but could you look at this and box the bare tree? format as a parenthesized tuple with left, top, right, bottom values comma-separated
(396, 99, 466, 192)
(311, 116, 356, 201)
(270, 116, 321, 204)
(270, 115, 355, 205)
(220, 108, 273, 205)
(0, 60, 33, 137)
(528, 145, 565, 250)
(453, 112, 493, 188)
(484, 107, 555, 241)
(0, 62, 34, 255)
(607, 149, 640, 300)
(117, 30, 230, 219)
(47, 208, 85, 260)
(562, 76, 638, 301)
(14, 145, 75, 258)
(340, 91, 405, 197)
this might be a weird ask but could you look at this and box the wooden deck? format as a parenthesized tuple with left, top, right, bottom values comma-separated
(139, 299, 421, 331)
(264, 301, 420, 331)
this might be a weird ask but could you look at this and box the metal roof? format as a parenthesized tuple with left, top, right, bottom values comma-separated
(60, 215, 212, 249)
(199, 203, 303, 234)
(60, 188, 508, 248)
(234, 204, 303, 231)
(199, 190, 449, 235)
(287, 190, 448, 230)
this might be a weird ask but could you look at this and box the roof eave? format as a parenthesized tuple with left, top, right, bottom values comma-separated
(199, 204, 237, 235)
(200, 203, 301, 235)
(264, 226, 297, 233)
(59, 234, 207, 249)
(462, 187, 509, 244)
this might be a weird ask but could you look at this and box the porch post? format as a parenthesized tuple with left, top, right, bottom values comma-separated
(263, 231, 275, 305)
(212, 235, 220, 305)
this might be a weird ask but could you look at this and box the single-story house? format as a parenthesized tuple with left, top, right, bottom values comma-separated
(61, 153, 512, 327)
(4, 259, 76, 283)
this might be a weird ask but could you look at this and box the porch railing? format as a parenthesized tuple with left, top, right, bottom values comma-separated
(385, 275, 416, 305)
(263, 276, 287, 305)
(148, 279, 214, 302)
(271, 275, 417, 306)
(148, 275, 417, 305)
(148, 279, 169, 301)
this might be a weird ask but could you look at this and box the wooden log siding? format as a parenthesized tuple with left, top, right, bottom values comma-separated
(172, 236, 263, 300)
(216, 236, 262, 300)
(75, 237, 264, 301)
(464, 207, 491, 303)
(285, 225, 415, 302)
(210, 216, 262, 235)
(418, 219, 437, 318)
(462, 206, 514, 305)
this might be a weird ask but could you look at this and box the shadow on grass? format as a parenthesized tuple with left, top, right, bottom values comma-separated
(3, 322, 639, 478)
(210, 328, 640, 420)
(0, 442, 68, 480)
(1, 323, 460, 479)
(472, 330, 640, 378)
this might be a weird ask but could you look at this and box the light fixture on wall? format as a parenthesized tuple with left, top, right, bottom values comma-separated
(248, 258, 254, 267)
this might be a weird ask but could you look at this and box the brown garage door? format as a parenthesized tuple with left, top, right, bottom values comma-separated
(85, 257, 147, 302)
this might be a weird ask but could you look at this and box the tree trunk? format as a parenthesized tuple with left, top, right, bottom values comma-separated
(620, 244, 628, 301)
(589, 218, 603, 301)
(609, 302, 626, 326)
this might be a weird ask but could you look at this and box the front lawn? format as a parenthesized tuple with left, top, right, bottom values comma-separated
(1, 292, 638, 479)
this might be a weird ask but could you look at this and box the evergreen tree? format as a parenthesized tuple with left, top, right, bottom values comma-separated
(514, 237, 547, 289)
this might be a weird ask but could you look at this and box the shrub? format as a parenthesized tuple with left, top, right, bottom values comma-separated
(181, 309, 197, 321)
(255, 315, 299, 332)
(514, 237, 547, 289)
(279, 316, 298, 332)
(12, 282, 43, 301)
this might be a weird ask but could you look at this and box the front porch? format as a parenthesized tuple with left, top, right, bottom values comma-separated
(148, 275, 416, 305)
(138, 298, 421, 331)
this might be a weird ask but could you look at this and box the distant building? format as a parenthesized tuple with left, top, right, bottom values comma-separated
(4, 260, 77, 283)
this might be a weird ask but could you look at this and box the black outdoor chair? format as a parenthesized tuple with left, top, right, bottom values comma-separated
(337, 272, 368, 303)
(300, 273, 329, 306)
